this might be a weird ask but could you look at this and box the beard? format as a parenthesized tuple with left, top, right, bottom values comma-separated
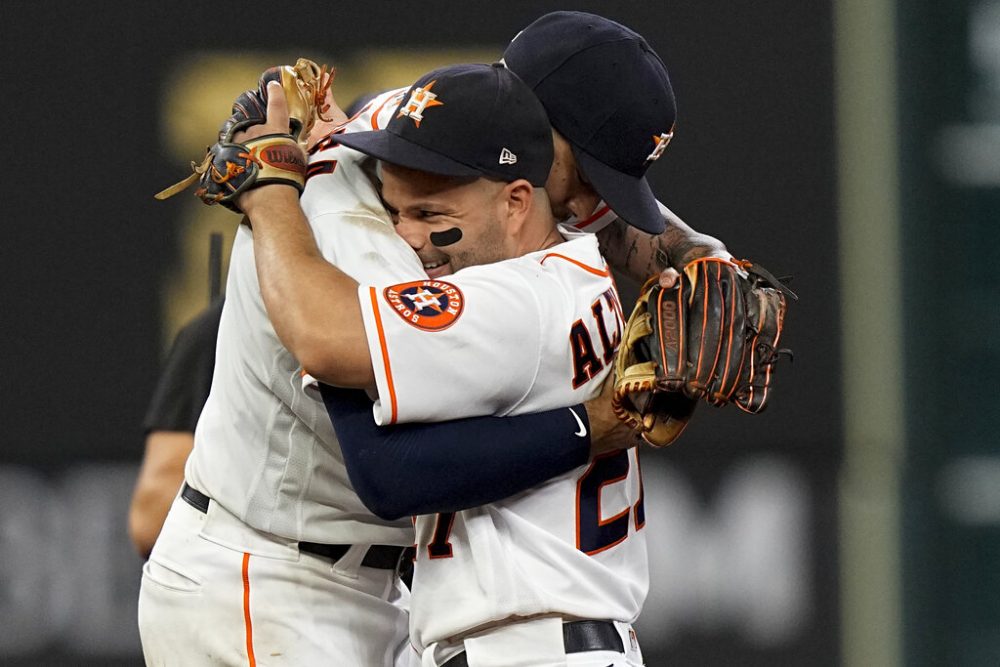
(447, 211, 507, 272)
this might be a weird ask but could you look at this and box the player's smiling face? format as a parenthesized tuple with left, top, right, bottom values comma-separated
(381, 162, 510, 276)
(546, 130, 602, 223)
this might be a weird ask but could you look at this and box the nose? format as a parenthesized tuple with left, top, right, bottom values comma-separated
(394, 216, 429, 251)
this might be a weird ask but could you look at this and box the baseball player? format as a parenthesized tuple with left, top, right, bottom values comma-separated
(501, 12, 731, 283)
(140, 13, 730, 667)
(138, 62, 632, 667)
(234, 53, 672, 667)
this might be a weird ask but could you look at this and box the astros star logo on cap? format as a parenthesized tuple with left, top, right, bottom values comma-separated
(645, 130, 674, 164)
(397, 80, 445, 127)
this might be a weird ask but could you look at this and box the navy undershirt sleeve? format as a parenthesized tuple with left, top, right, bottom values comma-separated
(319, 385, 591, 520)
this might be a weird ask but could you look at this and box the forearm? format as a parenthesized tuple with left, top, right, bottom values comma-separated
(242, 185, 375, 387)
(128, 432, 193, 558)
(597, 206, 731, 283)
(321, 386, 593, 519)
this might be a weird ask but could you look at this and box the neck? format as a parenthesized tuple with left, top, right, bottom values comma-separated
(538, 225, 564, 251)
(513, 188, 563, 254)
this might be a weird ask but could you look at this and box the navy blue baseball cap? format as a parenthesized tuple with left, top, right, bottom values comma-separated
(503, 11, 676, 233)
(335, 63, 553, 187)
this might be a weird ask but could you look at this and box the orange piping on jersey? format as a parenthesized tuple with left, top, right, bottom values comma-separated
(539, 253, 610, 277)
(572, 204, 611, 229)
(371, 91, 406, 130)
(242, 553, 257, 667)
(336, 98, 376, 131)
(369, 286, 398, 424)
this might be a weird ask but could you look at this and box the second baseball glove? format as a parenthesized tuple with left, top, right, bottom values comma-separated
(612, 257, 795, 446)
(155, 58, 333, 212)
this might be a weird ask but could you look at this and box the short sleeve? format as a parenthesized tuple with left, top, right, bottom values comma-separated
(358, 265, 546, 425)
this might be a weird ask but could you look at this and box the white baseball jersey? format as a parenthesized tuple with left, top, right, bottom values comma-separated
(185, 88, 423, 545)
(357, 231, 648, 651)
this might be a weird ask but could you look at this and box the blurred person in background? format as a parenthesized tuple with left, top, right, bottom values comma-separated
(128, 299, 224, 558)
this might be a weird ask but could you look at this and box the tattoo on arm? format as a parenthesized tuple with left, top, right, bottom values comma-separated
(597, 211, 730, 284)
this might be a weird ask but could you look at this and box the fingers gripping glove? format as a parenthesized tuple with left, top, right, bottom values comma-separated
(612, 257, 795, 446)
(218, 58, 334, 146)
(155, 59, 333, 212)
(611, 279, 700, 447)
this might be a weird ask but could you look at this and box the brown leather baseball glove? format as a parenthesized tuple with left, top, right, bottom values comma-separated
(612, 257, 795, 446)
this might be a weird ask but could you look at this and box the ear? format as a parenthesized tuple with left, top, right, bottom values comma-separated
(501, 179, 535, 232)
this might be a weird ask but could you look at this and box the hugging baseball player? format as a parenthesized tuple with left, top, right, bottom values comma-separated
(223, 13, 730, 667)
(141, 11, 749, 667)
(139, 74, 606, 666)
(239, 60, 647, 667)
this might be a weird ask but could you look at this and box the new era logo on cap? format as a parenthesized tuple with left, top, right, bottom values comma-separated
(499, 148, 518, 164)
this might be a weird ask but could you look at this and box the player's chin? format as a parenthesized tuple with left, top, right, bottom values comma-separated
(549, 201, 574, 224)
(424, 261, 452, 278)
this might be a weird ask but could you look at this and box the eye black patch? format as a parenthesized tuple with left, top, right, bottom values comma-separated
(430, 228, 463, 247)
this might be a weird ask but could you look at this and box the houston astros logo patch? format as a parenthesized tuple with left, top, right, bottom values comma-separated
(384, 279, 464, 331)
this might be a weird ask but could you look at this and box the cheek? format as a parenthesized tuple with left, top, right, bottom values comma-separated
(568, 190, 602, 220)
(546, 160, 572, 201)
(393, 220, 427, 246)
(449, 225, 489, 260)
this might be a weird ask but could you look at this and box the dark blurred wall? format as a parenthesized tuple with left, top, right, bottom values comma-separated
(898, 1, 1000, 664)
(0, 2, 838, 664)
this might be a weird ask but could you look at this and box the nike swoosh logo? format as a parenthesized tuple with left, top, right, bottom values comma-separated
(568, 407, 587, 437)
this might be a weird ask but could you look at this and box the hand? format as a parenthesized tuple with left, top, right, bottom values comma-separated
(658, 267, 680, 288)
(234, 81, 296, 143)
(234, 81, 307, 214)
(585, 375, 642, 456)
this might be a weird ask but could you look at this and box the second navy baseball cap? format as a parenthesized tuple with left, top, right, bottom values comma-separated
(335, 63, 553, 187)
(503, 11, 676, 234)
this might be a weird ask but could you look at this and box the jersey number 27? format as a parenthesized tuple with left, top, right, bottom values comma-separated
(426, 450, 644, 558)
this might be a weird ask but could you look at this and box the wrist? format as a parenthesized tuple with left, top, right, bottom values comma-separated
(238, 182, 301, 218)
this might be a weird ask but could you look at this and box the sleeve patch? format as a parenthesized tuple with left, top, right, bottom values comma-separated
(383, 279, 464, 331)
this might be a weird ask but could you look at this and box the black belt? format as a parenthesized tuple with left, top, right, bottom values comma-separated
(181, 482, 414, 571)
(440, 620, 625, 667)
